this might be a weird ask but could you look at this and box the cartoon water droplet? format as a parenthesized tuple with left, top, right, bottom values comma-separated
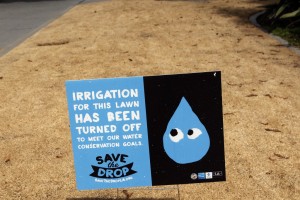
(163, 97, 210, 164)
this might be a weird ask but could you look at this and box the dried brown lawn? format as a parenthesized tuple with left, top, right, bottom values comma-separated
(0, 0, 299, 199)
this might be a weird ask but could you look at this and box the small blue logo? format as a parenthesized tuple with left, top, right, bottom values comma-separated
(198, 172, 206, 180)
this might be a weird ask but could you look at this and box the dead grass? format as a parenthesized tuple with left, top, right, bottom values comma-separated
(36, 39, 70, 46)
(0, 0, 299, 199)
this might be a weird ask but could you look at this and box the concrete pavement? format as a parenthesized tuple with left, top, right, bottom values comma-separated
(0, 0, 105, 56)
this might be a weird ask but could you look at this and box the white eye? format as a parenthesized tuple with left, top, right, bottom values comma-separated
(169, 128, 184, 143)
(187, 128, 202, 139)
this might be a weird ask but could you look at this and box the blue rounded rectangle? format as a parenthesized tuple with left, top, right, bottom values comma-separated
(66, 76, 152, 190)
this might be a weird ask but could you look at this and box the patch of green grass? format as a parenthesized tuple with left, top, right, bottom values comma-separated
(272, 27, 300, 47)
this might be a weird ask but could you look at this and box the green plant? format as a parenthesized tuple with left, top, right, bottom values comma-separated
(269, 0, 300, 28)
(257, 0, 300, 47)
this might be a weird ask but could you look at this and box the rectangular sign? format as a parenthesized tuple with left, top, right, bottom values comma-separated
(66, 71, 225, 190)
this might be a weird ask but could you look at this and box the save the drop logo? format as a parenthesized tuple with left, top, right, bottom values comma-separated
(90, 154, 137, 179)
(163, 97, 210, 164)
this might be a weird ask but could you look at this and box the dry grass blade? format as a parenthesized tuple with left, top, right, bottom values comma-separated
(37, 39, 69, 46)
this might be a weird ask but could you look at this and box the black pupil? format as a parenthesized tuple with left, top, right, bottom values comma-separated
(188, 129, 193, 136)
(170, 129, 178, 136)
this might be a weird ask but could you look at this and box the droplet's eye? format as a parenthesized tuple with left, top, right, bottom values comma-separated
(187, 128, 202, 139)
(169, 128, 184, 143)
(170, 129, 178, 136)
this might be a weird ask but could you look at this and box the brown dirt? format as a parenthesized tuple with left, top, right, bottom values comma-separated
(0, 0, 299, 199)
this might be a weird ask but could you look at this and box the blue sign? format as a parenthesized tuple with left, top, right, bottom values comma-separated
(66, 72, 226, 190)
(198, 173, 206, 180)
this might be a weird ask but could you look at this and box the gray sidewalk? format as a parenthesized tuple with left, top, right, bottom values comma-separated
(0, 0, 105, 57)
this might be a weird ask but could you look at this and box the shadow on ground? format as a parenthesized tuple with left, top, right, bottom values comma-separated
(215, 0, 274, 25)
(216, 6, 261, 24)
(154, 0, 208, 2)
(67, 198, 176, 200)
